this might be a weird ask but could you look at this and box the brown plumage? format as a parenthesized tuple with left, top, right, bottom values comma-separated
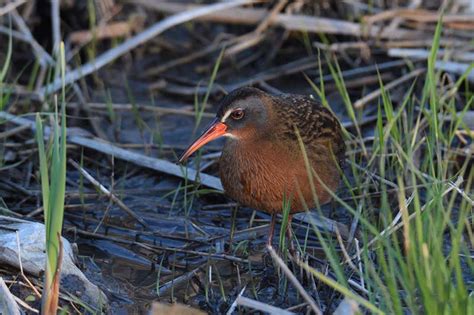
(179, 87, 345, 248)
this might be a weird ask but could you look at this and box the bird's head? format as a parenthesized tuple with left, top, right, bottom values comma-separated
(178, 87, 270, 163)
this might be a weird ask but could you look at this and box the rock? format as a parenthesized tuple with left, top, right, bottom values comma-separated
(0, 277, 22, 315)
(0, 215, 107, 310)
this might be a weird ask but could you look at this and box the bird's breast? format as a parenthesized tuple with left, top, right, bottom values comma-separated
(218, 140, 338, 213)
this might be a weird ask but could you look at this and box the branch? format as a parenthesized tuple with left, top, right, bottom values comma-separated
(0, 111, 223, 191)
(40, 0, 258, 95)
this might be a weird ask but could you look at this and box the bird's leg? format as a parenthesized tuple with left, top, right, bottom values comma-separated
(267, 214, 276, 248)
(286, 214, 296, 255)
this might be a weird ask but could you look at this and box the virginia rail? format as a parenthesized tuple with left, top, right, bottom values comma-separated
(179, 87, 345, 248)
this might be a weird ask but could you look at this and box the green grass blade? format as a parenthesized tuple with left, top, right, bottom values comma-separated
(35, 113, 50, 226)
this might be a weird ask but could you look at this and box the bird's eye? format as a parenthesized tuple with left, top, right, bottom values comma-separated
(231, 109, 244, 120)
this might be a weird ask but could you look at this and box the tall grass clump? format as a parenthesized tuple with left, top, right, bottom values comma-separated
(36, 42, 68, 314)
(302, 19, 473, 314)
(0, 25, 12, 170)
(0, 22, 12, 113)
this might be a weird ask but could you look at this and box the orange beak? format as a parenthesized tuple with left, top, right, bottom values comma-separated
(178, 118, 227, 163)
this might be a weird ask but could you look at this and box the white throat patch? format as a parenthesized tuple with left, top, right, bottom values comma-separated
(224, 133, 238, 139)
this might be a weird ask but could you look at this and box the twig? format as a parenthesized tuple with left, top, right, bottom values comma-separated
(353, 68, 425, 109)
(71, 228, 249, 263)
(0, 124, 30, 140)
(144, 34, 244, 76)
(152, 55, 323, 95)
(374, 191, 415, 248)
(68, 159, 151, 229)
(365, 8, 474, 24)
(435, 61, 474, 82)
(0, 111, 223, 191)
(70, 136, 223, 191)
(255, 0, 287, 33)
(335, 228, 357, 272)
(226, 286, 246, 315)
(235, 296, 295, 315)
(132, 0, 420, 39)
(10, 8, 108, 140)
(11, 10, 54, 66)
(347, 160, 398, 189)
(388, 48, 474, 82)
(67, 101, 214, 118)
(0, 25, 29, 41)
(225, 32, 267, 57)
(388, 48, 474, 62)
(382, 0, 421, 37)
(293, 212, 350, 239)
(15, 231, 42, 297)
(70, 79, 110, 141)
(354, 238, 365, 290)
(65, 3, 122, 62)
(69, 20, 142, 44)
(447, 177, 474, 206)
(158, 267, 199, 296)
(63, 211, 192, 246)
(267, 246, 322, 315)
(225, 0, 287, 56)
(313, 59, 409, 85)
(384, 38, 467, 48)
(0, 0, 26, 17)
(286, 302, 309, 312)
(51, 0, 61, 52)
(13, 295, 39, 314)
(40, 0, 259, 95)
(207, 224, 269, 244)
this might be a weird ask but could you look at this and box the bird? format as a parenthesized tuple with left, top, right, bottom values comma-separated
(179, 87, 345, 250)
